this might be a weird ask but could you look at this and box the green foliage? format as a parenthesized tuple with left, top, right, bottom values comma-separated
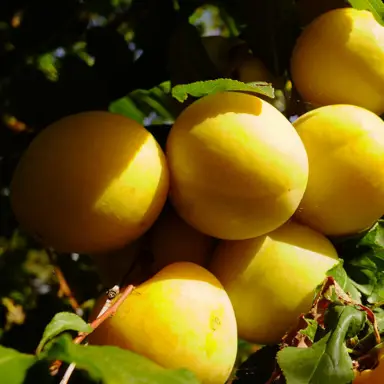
(336, 220, 384, 303)
(36, 312, 93, 354)
(326, 262, 362, 302)
(234, 259, 382, 384)
(0, 334, 201, 384)
(277, 305, 365, 384)
(0, 345, 37, 384)
(109, 96, 147, 124)
(43, 335, 201, 384)
(109, 81, 179, 125)
(298, 318, 318, 343)
(171, 79, 274, 103)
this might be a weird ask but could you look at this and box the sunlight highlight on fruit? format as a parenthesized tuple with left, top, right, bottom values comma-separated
(293, 104, 384, 236)
(166, 91, 309, 240)
(88, 262, 238, 384)
(291, 7, 384, 114)
(10, 111, 169, 254)
(209, 220, 339, 344)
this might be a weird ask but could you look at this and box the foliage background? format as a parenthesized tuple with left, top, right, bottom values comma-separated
(0, 0, 372, 383)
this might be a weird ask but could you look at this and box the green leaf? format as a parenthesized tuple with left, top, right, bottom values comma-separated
(44, 335, 201, 384)
(131, 81, 180, 124)
(277, 305, 366, 384)
(324, 304, 366, 340)
(37, 53, 59, 82)
(109, 97, 147, 125)
(111, 82, 180, 126)
(374, 307, 384, 333)
(359, 220, 384, 249)
(327, 262, 348, 286)
(299, 318, 318, 343)
(326, 262, 362, 302)
(171, 79, 274, 103)
(36, 312, 92, 354)
(342, 220, 384, 303)
(347, 0, 384, 24)
(0, 345, 37, 384)
(354, 307, 384, 354)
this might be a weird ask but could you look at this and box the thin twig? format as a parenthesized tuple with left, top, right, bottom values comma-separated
(59, 286, 121, 384)
(60, 285, 122, 384)
(74, 284, 134, 345)
(46, 248, 83, 316)
(50, 284, 135, 378)
(59, 363, 76, 384)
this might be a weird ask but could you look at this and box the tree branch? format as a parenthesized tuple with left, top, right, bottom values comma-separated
(46, 248, 83, 316)
(74, 284, 134, 345)
(50, 283, 135, 377)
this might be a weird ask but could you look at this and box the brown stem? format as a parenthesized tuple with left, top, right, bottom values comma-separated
(74, 284, 134, 345)
(50, 284, 135, 376)
(46, 249, 82, 316)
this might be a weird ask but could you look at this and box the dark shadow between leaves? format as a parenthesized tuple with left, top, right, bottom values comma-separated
(232, 344, 282, 384)
(23, 360, 54, 384)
